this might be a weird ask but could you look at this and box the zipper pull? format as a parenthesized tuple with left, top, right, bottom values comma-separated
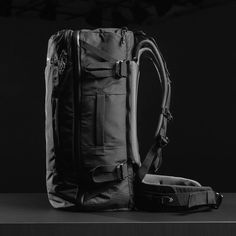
(120, 27, 128, 45)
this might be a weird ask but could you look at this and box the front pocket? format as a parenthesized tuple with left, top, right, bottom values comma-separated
(81, 93, 126, 147)
(104, 94, 126, 146)
(81, 95, 96, 146)
(80, 93, 106, 147)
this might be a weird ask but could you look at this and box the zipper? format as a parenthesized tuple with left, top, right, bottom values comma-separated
(49, 30, 73, 160)
(72, 30, 81, 176)
(52, 97, 60, 147)
(120, 26, 134, 209)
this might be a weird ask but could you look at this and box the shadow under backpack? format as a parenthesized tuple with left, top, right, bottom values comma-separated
(45, 28, 222, 211)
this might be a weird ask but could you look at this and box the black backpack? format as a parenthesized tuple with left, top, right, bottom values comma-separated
(45, 28, 222, 211)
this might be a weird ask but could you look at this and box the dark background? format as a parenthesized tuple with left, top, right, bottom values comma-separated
(0, 1, 235, 193)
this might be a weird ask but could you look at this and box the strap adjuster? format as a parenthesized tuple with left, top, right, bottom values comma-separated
(115, 60, 128, 79)
(116, 162, 126, 180)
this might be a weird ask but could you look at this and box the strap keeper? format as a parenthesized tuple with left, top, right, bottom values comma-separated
(115, 60, 128, 79)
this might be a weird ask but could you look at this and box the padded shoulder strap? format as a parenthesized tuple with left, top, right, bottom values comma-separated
(134, 37, 172, 181)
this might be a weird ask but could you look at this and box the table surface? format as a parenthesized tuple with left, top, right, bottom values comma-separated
(0, 193, 235, 224)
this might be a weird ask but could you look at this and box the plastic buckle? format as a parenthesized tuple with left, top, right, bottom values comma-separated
(115, 60, 127, 79)
(116, 162, 125, 181)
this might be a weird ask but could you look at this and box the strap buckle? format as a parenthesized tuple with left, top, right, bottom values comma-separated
(115, 60, 128, 79)
(116, 162, 126, 181)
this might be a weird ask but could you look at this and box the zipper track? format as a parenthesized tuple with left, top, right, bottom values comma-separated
(72, 30, 81, 177)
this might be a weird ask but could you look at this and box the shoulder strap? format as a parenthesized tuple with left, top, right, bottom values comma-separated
(133, 37, 172, 181)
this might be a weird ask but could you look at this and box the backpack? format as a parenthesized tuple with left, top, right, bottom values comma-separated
(45, 28, 222, 211)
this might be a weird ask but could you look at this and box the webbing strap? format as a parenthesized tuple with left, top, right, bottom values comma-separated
(96, 93, 105, 146)
(91, 162, 128, 183)
(86, 69, 114, 79)
(84, 61, 114, 69)
(137, 141, 162, 181)
(84, 61, 114, 78)
(84, 60, 128, 79)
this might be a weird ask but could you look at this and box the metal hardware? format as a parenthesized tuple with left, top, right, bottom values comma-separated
(116, 162, 126, 181)
(115, 60, 128, 79)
